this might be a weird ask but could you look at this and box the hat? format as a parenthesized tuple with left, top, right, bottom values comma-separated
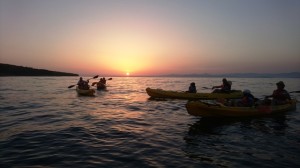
(243, 89, 251, 94)
(276, 81, 285, 87)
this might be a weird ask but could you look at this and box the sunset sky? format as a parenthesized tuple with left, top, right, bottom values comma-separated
(0, 0, 299, 76)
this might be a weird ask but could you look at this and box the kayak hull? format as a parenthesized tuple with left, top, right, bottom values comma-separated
(76, 86, 95, 96)
(186, 100, 297, 117)
(146, 87, 243, 100)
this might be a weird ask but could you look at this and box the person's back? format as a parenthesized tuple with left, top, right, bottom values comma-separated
(77, 77, 85, 89)
(222, 80, 231, 92)
(82, 80, 90, 90)
(235, 89, 255, 107)
(266, 81, 291, 105)
(272, 89, 290, 104)
(102, 77, 106, 84)
(187, 82, 197, 93)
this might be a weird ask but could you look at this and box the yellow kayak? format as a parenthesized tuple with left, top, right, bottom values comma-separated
(146, 87, 243, 100)
(76, 86, 95, 96)
(186, 99, 297, 117)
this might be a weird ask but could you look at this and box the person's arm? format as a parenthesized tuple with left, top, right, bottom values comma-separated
(265, 91, 275, 99)
(212, 85, 222, 89)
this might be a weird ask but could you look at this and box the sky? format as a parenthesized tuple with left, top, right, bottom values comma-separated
(0, 0, 300, 76)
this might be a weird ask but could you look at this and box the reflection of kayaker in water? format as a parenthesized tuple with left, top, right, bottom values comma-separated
(212, 78, 232, 93)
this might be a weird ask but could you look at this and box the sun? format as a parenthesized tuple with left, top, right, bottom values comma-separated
(126, 72, 130, 76)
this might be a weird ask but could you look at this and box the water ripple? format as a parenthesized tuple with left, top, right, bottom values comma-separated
(0, 77, 300, 167)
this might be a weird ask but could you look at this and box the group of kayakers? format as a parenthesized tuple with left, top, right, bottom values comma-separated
(77, 77, 107, 90)
(187, 78, 291, 107)
(77, 76, 292, 107)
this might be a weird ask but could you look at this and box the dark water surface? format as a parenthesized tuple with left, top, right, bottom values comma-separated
(1, 77, 300, 167)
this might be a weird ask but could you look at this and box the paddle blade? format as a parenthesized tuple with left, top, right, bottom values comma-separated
(68, 85, 76, 88)
(92, 82, 98, 86)
(93, 75, 99, 79)
(290, 91, 300, 93)
(108, 78, 112, 80)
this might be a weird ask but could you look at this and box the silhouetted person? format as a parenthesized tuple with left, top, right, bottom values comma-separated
(212, 78, 231, 93)
(265, 81, 291, 105)
(187, 82, 197, 93)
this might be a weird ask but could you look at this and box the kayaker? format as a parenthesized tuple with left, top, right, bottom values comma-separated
(237, 89, 255, 107)
(77, 77, 90, 90)
(187, 82, 197, 93)
(265, 81, 291, 105)
(212, 78, 232, 93)
(99, 77, 106, 84)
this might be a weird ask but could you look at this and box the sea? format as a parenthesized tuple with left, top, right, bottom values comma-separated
(0, 77, 300, 168)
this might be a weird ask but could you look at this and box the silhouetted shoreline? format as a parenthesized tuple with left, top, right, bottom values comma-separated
(0, 63, 78, 76)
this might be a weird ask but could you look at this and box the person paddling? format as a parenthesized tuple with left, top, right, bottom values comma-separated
(102, 77, 107, 84)
(212, 78, 232, 93)
(97, 77, 106, 89)
(265, 81, 291, 105)
(77, 77, 90, 90)
(186, 82, 197, 93)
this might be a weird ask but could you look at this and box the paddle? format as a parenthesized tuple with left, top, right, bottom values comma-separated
(92, 82, 98, 86)
(67, 75, 99, 88)
(289, 91, 300, 93)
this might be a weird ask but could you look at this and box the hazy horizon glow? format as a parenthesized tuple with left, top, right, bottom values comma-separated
(0, 0, 299, 76)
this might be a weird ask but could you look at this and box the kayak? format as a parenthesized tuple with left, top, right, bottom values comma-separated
(185, 99, 297, 117)
(146, 87, 243, 100)
(76, 86, 95, 96)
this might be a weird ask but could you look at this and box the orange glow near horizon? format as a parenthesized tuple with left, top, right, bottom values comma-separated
(85, 25, 171, 75)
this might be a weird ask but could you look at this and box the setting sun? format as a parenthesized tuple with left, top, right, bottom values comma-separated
(126, 72, 130, 76)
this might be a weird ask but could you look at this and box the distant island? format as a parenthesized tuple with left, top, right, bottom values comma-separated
(0, 63, 78, 76)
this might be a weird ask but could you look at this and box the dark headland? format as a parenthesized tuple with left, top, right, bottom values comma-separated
(0, 63, 78, 76)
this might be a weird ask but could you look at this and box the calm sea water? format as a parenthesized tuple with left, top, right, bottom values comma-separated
(0, 77, 300, 167)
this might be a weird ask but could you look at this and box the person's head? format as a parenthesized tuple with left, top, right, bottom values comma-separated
(276, 81, 285, 89)
(190, 82, 195, 86)
(222, 78, 227, 83)
(79, 77, 83, 80)
(243, 89, 251, 96)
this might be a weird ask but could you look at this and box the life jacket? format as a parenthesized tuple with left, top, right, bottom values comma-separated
(241, 93, 255, 107)
(188, 86, 197, 93)
(222, 81, 231, 91)
(272, 89, 290, 101)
